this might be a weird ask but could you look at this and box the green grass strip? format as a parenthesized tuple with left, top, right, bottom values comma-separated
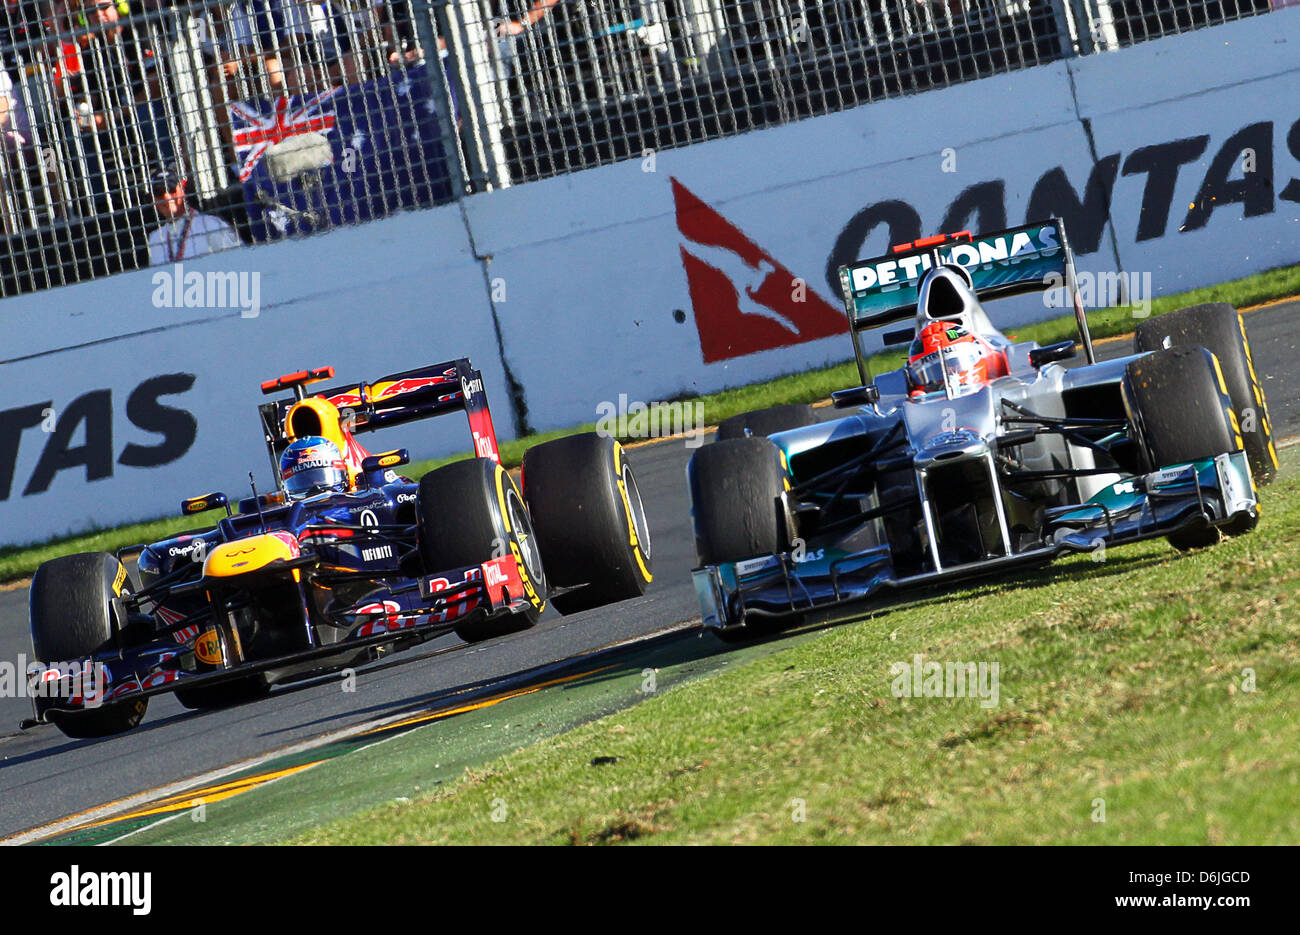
(291, 461, 1300, 845)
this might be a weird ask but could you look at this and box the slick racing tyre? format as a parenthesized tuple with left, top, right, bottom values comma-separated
(30, 552, 147, 738)
(715, 404, 817, 441)
(521, 433, 653, 616)
(418, 457, 546, 643)
(1134, 302, 1277, 485)
(1122, 346, 1242, 551)
(689, 437, 791, 566)
(688, 437, 801, 641)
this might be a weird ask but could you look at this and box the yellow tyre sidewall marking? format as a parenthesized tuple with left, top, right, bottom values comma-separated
(612, 442, 652, 584)
(1237, 315, 1279, 470)
(494, 465, 545, 612)
(1211, 355, 1244, 452)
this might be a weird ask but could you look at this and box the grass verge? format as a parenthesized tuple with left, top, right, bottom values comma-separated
(291, 461, 1300, 845)
(3, 262, 1298, 583)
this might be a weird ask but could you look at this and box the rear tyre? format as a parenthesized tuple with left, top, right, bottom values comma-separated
(716, 403, 817, 441)
(521, 433, 653, 615)
(688, 437, 801, 641)
(418, 458, 546, 643)
(1122, 346, 1240, 551)
(30, 552, 148, 738)
(1134, 303, 1277, 485)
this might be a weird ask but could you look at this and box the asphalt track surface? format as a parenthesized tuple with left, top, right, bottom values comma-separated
(0, 302, 1296, 839)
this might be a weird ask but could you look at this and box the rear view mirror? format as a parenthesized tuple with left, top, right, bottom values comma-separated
(362, 449, 410, 473)
(181, 492, 230, 516)
(1029, 341, 1076, 368)
(831, 385, 881, 409)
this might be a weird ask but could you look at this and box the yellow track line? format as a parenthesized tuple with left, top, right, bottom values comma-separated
(360, 665, 611, 734)
(66, 762, 324, 833)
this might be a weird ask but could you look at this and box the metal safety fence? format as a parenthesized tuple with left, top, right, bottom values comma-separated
(0, 0, 1283, 297)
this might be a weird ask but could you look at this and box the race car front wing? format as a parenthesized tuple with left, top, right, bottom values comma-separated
(693, 452, 1256, 634)
(22, 552, 536, 725)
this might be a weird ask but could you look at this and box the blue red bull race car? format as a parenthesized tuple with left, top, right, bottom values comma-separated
(24, 359, 653, 738)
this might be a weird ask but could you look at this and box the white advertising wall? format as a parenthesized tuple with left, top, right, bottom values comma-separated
(0, 208, 510, 544)
(1073, 15, 1300, 292)
(466, 63, 1096, 425)
(1, 11, 1297, 545)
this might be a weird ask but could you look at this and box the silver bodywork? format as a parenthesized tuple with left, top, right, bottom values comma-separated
(690, 253, 1258, 635)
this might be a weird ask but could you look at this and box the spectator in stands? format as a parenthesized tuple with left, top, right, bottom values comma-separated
(373, 0, 420, 63)
(222, 0, 288, 95)
(1, 1, 51, 71)
(279, 0, 358, 93)
(40, 0, 187, 220)
(122, 0, 180, 168)
(0, 66, 39, 233)
(0, 70, 32, 149)
(219, 1, 365, 98)
(493, 0, 563, 79)
(145, 164, 242, 265)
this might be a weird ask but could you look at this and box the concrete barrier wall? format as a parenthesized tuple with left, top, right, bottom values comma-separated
(0, 208, 510, 543)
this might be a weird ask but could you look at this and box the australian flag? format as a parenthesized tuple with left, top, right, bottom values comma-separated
(235, 62, 455, 240)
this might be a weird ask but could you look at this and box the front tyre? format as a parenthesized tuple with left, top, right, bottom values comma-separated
(1123, 346, 1243, 551)
(688, 437, 790, 566)
(30, 552, 148, 738)
(687, 437, 802, 641)
(418, 458, 546, 643)
(522, 433, 653, 615)
(1134, 302, 1277, 485)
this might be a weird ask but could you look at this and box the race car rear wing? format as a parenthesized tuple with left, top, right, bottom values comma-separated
(258, 358, 501, 485)
(836, 218, 1096, 370)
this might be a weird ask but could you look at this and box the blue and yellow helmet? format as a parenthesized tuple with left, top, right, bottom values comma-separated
(280, 436, 348, 500)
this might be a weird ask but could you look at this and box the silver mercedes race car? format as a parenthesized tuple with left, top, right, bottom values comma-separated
(689, 219, 1276, 640)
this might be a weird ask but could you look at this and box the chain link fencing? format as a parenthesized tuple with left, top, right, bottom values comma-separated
(0, 0, 1282, 297)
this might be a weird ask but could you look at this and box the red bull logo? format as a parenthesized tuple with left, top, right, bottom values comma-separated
(326, 372, 456, 410)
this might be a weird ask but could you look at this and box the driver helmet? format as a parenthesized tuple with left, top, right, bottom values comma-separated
(280, 436, 349, 500)
(906, 320, 1006, 397)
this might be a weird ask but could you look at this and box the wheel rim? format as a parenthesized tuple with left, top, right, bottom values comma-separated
(622, 463, 652, 560)
(506, 489, 546, 590)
